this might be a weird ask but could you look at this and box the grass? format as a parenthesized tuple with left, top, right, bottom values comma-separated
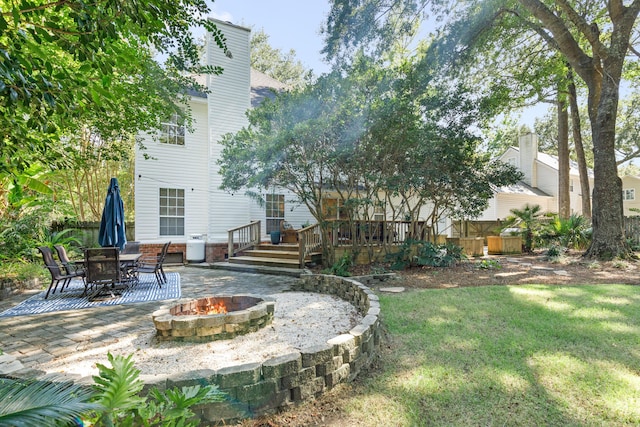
(332, 284, 640, 426)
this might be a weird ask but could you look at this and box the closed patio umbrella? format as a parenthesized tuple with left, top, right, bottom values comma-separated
(98, 177, 127, 251)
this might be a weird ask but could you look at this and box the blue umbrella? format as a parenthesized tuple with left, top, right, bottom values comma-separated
(98, 178, 127, 251)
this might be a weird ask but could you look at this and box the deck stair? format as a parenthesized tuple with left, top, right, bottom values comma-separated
(229, 242, 320, 269)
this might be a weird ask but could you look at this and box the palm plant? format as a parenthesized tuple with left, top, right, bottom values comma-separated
(87, 352, 226, 426)
(545, 213, 591, 250)
(0, 376, 99, 426)
(0, 353, 226, 427)
(503, 204, 548, 253)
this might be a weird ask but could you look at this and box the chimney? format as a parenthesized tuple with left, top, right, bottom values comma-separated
(519, 133, 538, 188)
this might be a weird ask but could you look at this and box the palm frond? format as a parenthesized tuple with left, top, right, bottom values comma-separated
(92, 353, 145, 422)
(0, 376, 98, 426)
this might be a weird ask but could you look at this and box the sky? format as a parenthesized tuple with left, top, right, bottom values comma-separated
(209, 0, 333, 75)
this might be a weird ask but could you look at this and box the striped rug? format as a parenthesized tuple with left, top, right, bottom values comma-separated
(0, 272, 181, 317)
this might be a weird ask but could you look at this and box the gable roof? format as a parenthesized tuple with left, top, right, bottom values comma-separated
(506, 146, 594, 178)
(495, 181, 552, 197)
(250, 69, 287, 107)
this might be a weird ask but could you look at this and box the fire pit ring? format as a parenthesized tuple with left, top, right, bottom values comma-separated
(152, 294, 275, 342)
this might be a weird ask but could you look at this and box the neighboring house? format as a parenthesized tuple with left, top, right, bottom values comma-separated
(622, 175, 640, 216)
(475, 133, 594, 223)
(134, 19, 314, 262)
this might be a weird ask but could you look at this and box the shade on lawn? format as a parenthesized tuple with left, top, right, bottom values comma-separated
(98, 177, 127, 251)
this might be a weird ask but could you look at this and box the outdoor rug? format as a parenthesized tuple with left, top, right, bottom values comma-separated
(0, 272, 181, 317)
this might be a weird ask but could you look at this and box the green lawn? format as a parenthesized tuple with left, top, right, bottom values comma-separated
(339, 284, 640, 426)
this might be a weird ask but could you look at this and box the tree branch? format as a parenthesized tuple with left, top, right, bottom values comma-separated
(518, 0, 595, 85)
(555, 0, 609, 60)
(1, 0, 73, 17)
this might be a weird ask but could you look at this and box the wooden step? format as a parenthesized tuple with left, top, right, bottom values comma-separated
(229, 256, 301, 268)
(256, 243, 299, 251)
(244, 249, 299, 260)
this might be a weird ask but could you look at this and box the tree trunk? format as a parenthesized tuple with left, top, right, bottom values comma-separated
(557, 90, 570, 219)
(568, 76, 591, 218)
(584, 77, 629, 259)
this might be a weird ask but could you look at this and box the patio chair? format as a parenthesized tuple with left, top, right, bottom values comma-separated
(122, 241, 140, 254)
(134, 241, 171, 286)
(38, 246, 81, 299)
(54, 245, 86, 279)
(85, 247, 121, 298)
(280, 221, 299, 243)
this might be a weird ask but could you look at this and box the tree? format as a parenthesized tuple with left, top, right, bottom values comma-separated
(322, 0, 640, 259)
(250, 29, 313, 86)
(0, 0, 228, 181)
(219, 55, 521, 265)
(504, 203, 547, 252)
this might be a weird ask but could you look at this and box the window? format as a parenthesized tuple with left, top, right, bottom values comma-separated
(159, 188, 185, 236)
(623, 188, 635, 201)
(266, 194, 284, 234)
(159, 113, 185, 145)
(507, 157, 517, 167)
(569, 179, 574, 192)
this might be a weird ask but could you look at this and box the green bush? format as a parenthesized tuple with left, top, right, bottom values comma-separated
(0, 261, 48, 284)
(322, 252, 353, 277)
(543, 214, 591, 250)
(386, 239, 464, 270)
(0, 353, 226, 426)
(477, 259, 502, 270)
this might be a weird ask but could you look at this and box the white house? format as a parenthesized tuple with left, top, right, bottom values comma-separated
(475, 133, 594, 223)
(134, 19, 314, 262)
(622, 175, 640, 216)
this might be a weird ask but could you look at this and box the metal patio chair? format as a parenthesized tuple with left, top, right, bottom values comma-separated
(38, 246, 82, 299)
(134, 241, 171, 286)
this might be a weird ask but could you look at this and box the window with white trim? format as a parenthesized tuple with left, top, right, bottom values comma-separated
(623, 188, 635, 201)
(159, 188, 185, 236)
(569, 179, 574, 192)
(266, 194, 284, 234)
(159, 113, 185, 145)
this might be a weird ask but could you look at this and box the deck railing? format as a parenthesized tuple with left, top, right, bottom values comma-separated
(227, 220, 261, 258)
(298, 223, 322, 267)
(329, 220, 435, 246)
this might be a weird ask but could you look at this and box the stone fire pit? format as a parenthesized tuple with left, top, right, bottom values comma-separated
(152, 295, 275, 342)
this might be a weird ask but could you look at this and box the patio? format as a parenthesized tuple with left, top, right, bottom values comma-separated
(0, 266, 297, 374)
(0, 265, 383, 424)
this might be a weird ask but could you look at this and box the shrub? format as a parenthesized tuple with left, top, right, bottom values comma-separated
(544, 245, 566, 262)
(0, 261, 48, 284)
(502, 204, 549, 253)
(322, 252, 353, 276)
(477, 259, 501, 270)
(544, 214, 591, 250)
(386, 239, 464, 270)
(0, 353, 227, 426)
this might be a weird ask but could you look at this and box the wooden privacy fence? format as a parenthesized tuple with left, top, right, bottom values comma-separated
(51, 221, 135, 247)
(624, 216, 640, 247)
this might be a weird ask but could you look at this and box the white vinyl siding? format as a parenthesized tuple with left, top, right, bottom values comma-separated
(206, 21, 254, 242)
(622, 176, 640, 216)
(135, 100, 209, 242)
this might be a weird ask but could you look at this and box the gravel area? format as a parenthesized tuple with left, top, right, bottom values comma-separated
(38, 292, 362, 377)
